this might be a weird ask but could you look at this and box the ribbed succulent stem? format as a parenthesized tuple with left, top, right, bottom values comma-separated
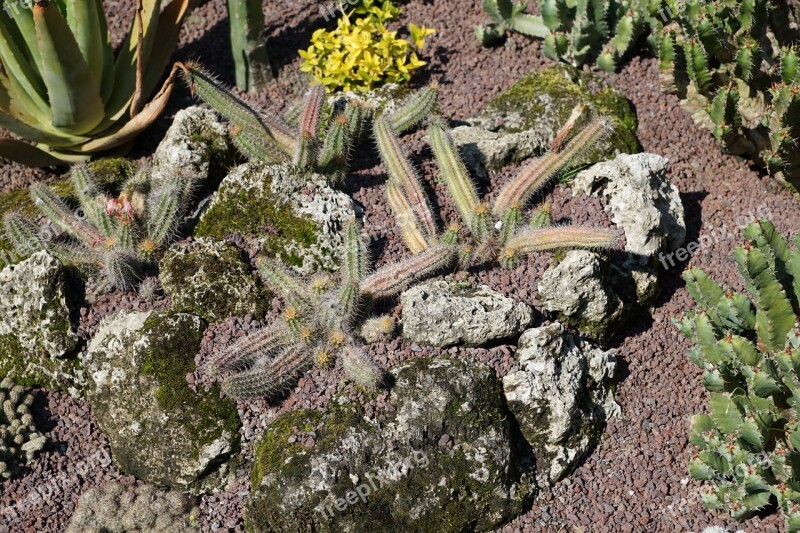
(429, 117, 480, 230)
(498, 205, 522, 245)
(492, 119, 609, 216)
(231, 126, 287, 163)
(341, 345, 382, 388)
(298, 85, 325, 138)
(503, 226, 617, 258)
(374, 115, 438, 239)
(227, 0, 273, 93)
(360, 243, 456, 299)
(258, 257, 311, 309)
(389, 82, 439, 133)
(529, 203, 553, 229)
(385, 180, 431, 254)
(317, 112, 350, 171)
(212, 323, 293, 374)
(146, 183, 182, 248)
(71, 165, 114, 237)
(343, 219, 368, 283)
(3, 213, 46, 256)
(103, 251, 139, 291)
(222, 343, 313, 399)
(30, 183, 102, 246)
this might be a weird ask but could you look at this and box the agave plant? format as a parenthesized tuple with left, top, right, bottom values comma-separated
(0, 0, 190, 166)
(3, 162, 196, 291)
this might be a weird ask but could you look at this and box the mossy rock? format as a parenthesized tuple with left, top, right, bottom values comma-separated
(159, 238, 270, 323)
(246, 357, 536, 532)
(83, 309, 240, 493)
(195, 162, 356, 275)
(467, 63, 640, 173)
(0, 252, 82, 392)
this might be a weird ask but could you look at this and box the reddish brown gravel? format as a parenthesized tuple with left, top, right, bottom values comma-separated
(1, 1, 799, 532)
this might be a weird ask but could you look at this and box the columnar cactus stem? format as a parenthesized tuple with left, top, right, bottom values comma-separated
(360, 243, 456, 299)
(293, 86, 325, 169)
(223, 343, 313, 399)
(317, 113, 350, 171)
(146, 183, 182, 248)
(429, 116, 480, 230)
(503, 226, 617, 258)
(2, 213, 46, 256)
(212, 323, 292, 374)
(385, 180, 431, 254)
(71, 166, 114, 237)
(389, 82, 440, 133)
(227, 0, 273, 93)
(373, 115, 438, 239)
(30, 183, 103, 247)
(492, 119, 609, 216)
(258, 258, 311, 309)
(341, 345, 382, 388)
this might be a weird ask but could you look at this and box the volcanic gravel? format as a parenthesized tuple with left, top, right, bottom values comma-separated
(1, 0, 799, 532)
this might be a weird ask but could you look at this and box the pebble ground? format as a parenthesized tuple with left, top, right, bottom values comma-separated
(1, 1, 798, 532)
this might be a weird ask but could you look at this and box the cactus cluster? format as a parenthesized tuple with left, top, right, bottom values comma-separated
(0, 378, 46, 480)
(66, 481, 200, 533)
(645, 0, 800, 191)
(210, 219, 411, 399)
(0, 0, 190, 166)
(178, 62, 439, 179)
(2, 163, 197, 291)
(374, 104, 618, 272)
(676, 220, 800, 530)
(475, 0, 549, 46)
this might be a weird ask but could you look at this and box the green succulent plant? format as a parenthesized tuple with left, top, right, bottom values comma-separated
(0, 0, 190, 166)
(645, 0, 800, 191)
(475, 0, 549, 46)
(3, 162, 198, 291)
(676, 219, 800, 530)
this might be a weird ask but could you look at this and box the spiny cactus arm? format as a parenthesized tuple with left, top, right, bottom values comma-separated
(385, 180, 431, 254)
(684, 38, 713, 97)
(70, 165, 115, 238)
(388, 83, 439, 133)
(735, 245, 795, 352)
(293, 85, 325, 168)
(145, 182, 182, 249)
(359, 315, 396, 343)
(502, 225, 617, 263)
(373, 115, 438, 240)
(790, 241, 800, 312)
(258, 257, 312, 310)
(227, 0, 272, 93)
(483, 0, 549, 38)
(3, 212, 46, 257)
(344, 100, 373, 146)
(30, 182, 103, 246)
(343, 219, 369, 284)
(529, 203, 553, 229)
(743, 219, 796, 307)
(177, 62, 297, 156)
(340, 345, 382, 389)
(683, 267, 725, 311)
(222, 343, 313, 399)
(428, 117, 481, 232)
(231, 126, 288, 164)
(103, 250, 139, 291)
(317, 112, 350, 172)
(492, 118, 609, 216)
(360, 243, 456, 300)
(210, 322, 294, 374)
(498, 204, 522, 245)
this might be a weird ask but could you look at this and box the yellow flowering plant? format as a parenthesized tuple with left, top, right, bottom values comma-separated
(299, 0, 436, 92)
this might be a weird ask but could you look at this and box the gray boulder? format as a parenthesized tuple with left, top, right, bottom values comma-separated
(401, 280, 533, 347)
(0, 251, 81, 392)
(83, 310, 240, 493)
(503, 323, 618, 483)
(195, 162, 356, 275)
(538, 251, 624, 340)
(571, 152, 686, 256)
(247, 357, 535, 532)
(159, 238, 268, 323)
(151, 106, 234, 189)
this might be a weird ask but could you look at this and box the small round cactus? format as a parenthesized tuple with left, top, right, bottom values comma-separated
(0, 378, 46, 479)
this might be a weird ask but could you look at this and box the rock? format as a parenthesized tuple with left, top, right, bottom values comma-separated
(195, 162, 356, 275)
(83, 310, 240, 493)
(571, 152, 686, 256)
(247, 357, 535, 532)
(0, 252, 81, 392)
(159, 238, 268, 323)
(538, 251, 624, 340)
(503, 323, 618, 483)
(452, 64, 640, 177)
(151, 106, 234, 189)
(400, 280, 534, 347)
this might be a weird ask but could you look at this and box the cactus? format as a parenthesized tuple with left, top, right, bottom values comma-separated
(2, 163, 196, 291)
(374, 111, 617, 273)
(66, 481, 200, 533)
(210, 218, 448, 400)
(475, 0, 550, 46)
(677, 219, 800, 530)
(0, 378, 46, 480)
(227, 0, 273, 93)
(645, 0, 800, 191)
(0, 0, 190, 166)
(178, 62, 439, 179)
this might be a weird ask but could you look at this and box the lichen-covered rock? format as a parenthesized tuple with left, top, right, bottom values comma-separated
(247, 357, 535, 532)
(538, 251, 624, 340)
(503, 323, 618, 483)
(0, 378, 47, 479)
(0, 252, 81, 391)
(83, 310, 240, 493)
(151, 106, 234, 190)
(67, 481, 200, 533)
(400, 280, 533, 347)
(195, 162, 356, 275)
(452, 64, 640, 176)
(159, 238, 268, 323)
(571, 153, 686, 256)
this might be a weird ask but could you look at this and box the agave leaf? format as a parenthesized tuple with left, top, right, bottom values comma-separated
(5, 4, 43, 74)
(0, 138, 66, 167)
(138, 0, 190, 103)
(65, 0, 108, 86)
(32, 1, 105, 134)
(0, 8, 48, 106)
